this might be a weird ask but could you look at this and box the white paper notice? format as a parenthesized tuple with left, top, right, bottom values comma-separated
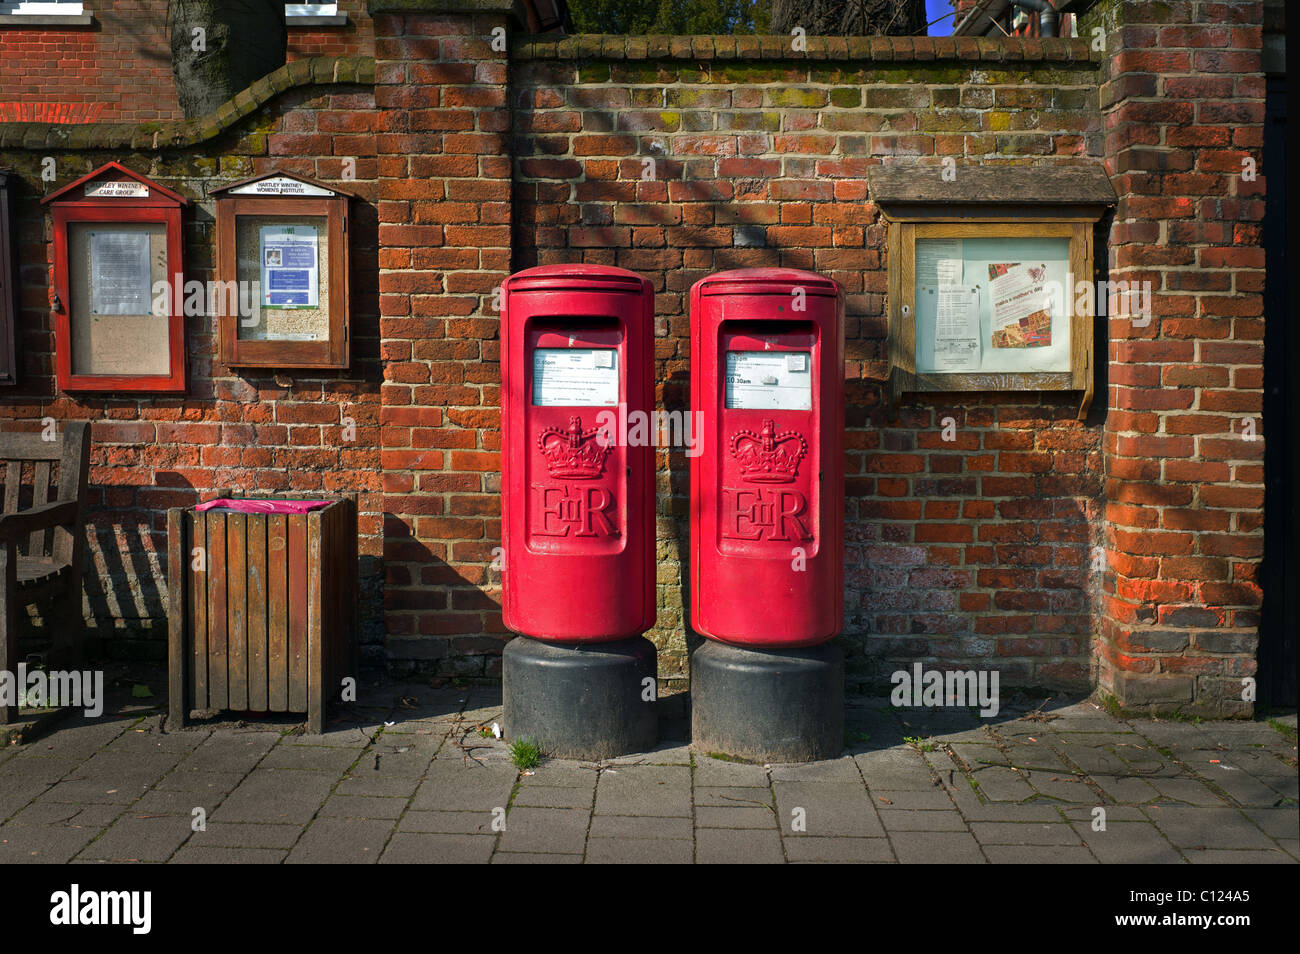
(532, 348, 619, 406)
(934, 286, 981, 372)
(725, 351, 812, 410)
(916, 239, 963, 289)
(89, 230, 152, 315)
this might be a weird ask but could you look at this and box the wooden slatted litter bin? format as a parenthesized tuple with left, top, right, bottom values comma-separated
(167, 496, 359, 733)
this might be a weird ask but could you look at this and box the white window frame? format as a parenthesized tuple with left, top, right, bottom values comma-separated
(0, 1, 85, 13)
(286, 3, 338, 15)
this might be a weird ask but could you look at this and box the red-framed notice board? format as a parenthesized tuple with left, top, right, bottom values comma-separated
(42, 161, 189, 393)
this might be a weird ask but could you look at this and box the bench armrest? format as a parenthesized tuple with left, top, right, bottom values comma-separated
(0, 499, 79, 542)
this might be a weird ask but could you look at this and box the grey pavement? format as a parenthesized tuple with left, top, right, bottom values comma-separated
(0, 674, 1295, 864)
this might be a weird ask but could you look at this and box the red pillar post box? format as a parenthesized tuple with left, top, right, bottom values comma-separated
(500, 264, 658, 758)
(500, 264, 656, 640)
(689, 268, 845, 761)
(690, 268, 844, 647)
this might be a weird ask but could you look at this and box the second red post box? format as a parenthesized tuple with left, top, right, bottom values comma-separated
(690, 268, 845, 648)
(500, 264, 656, 641)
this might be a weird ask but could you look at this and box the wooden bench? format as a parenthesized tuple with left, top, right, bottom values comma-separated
(0, 422, 91, 724)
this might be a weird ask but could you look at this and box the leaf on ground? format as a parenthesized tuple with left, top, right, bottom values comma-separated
(131, 684, 153, 698)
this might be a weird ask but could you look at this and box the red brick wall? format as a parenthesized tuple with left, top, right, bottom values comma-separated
(0, 0, 374, 123)
(511, 40, 1105, 688)
(371, 10, 513, 674)
(0, 76, 385, 660)
(1093, 0, 1266, 713)
(0, 2, 1273, 714)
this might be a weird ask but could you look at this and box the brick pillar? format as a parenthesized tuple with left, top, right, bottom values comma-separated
(370, 0, 514, 673)
(1096, 0, 1265, 715)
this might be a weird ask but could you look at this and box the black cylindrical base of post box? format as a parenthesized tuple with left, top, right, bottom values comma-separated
(503, 635, 658, 761)
(690, 640, 844, 763)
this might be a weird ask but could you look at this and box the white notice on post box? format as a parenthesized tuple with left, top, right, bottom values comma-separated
(725, 351, 812, 410)
(532, 348, 619, 406)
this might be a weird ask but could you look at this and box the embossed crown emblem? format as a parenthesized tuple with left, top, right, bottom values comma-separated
(538, 416, 610, 479)
(730, 419, 807, 483)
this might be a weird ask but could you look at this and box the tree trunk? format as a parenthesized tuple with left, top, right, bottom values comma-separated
(168, 0, 288, 119)
(770, 0, 927, 36)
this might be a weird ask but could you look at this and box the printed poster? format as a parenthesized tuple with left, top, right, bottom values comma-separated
(260, 225, 319, 308)
(988, 262, 1052, 348)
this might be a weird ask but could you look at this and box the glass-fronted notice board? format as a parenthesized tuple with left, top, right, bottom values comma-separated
(887, 220, 1096, 419)
(913, 236, 1072, 376)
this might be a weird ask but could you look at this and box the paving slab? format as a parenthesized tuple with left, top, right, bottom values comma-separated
(492, 851, 583, 863)
(1184, 849, 1296, 864)
(0, 823, 99, 863)
(768, 757, 863, 784)
(210, 770, 336, 824)
(694, 806, 776, 829)
(286, 817, 393, 863)
(588, 814, 693, 840)
(497, 806, 589, 854)
(1148, 777, 1227, 806)
(259, 744, 361, 773)
(784, 836, 894, 863)
(380, 832, 495, 864)
(1244, 808, 1300, 840)
(1144, 805, 1279, 851)
(585, 837, 694, 864)
(878, 809, 968, 831)
(1071, 822, 1184, 864)
(693, 756, 770, 787)
(189, 821, 303, 850)
(76, 815, 192, 862)
(889, 830, 985, 864)
(595, 765, 692, 816)
(399, 810, 497, 835)
(408, 762, 517, 813)
(334, 774, 422, 799)
(170, 845, 287, 863)
(511, 784, 594, 809)
(1089, 774, 1161, 805)
(319, 794, 407, 819)
(694, 786, 774, 809)
(153, 770, 246, 796)
(773, 781, 884, 837)
(695, 828, 784, 864)
(6, 798, 120, 828)
(970, 821, 1083, 846)
(983, 845, 1098, 863)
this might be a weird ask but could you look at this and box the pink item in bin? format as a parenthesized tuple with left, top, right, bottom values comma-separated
(194, 498, 331, 515)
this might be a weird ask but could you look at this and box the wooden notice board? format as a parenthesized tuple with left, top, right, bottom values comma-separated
(211, 171, 353, 370)
(41, 161, 188, 393)
(870, 164, 1116, 420)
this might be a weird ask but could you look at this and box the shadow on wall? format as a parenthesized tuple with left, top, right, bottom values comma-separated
(381, 513, 509, 679)
(509, 85, 1106, 693)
